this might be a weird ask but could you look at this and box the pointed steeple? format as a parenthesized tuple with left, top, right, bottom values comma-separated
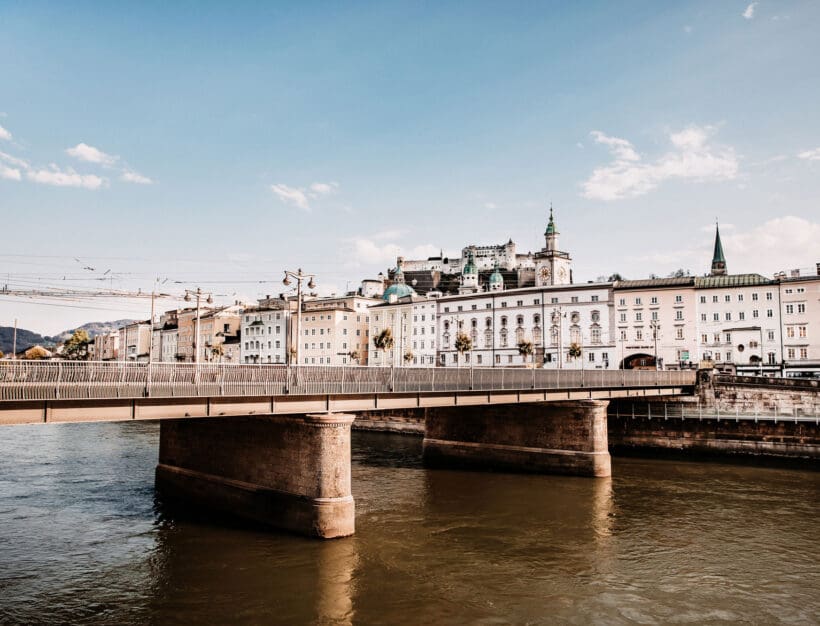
(394, 257, 406, 283)
(711, 221, 727, 276)
(544, 204, 556, 236)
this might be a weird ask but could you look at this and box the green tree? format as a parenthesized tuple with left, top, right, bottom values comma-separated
(403, 350, 414, 365)
(517, 340, 534, 368)
(347, 349, 361, 365)
(372, 328, 395, 365)
(568, 342, 582, 359)
(454, 332, 473, 367)
(63, 330, 91, 361)
(607, 273, 625, 282)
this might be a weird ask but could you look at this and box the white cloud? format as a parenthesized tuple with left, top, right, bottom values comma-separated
(344, 235, 439, 268)
(0, 124, 11, 141)
(66, 143, 119, 166)
(743, 2, 757, 19)
(27, 164, 107, 190)
(1, 164, 21, 180)
(121, 170, 153, 184)
(797, 147, 820, 161)
(723, 216, 820, 274)
(0, 150, 30, 169)
(484, 202, 497, 209)
(271, 183, 311, 210)
(582, 126, 739, 201)
(309, 181, 338, 196)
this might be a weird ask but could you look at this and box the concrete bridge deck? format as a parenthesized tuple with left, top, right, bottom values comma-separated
(0, 363, 695, 425)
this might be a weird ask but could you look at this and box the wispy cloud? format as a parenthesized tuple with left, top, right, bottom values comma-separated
(271, 181, 340, 211)
(797, 147, 820, 161)
(26, 165, 107, 190)
(120, 170, 153, 184)
(581, 126, 738, 201)
(66, 143, 119, 166)
(271, 183, 311, 210)
(743, 2, 757, 19)
(0, 124, 11, 141)
(344, 236, 439, 267)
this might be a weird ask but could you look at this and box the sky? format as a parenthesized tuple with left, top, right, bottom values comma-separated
(1, 0, 819, 335)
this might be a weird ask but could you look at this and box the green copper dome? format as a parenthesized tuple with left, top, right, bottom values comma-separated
(383, 258, 417, 300)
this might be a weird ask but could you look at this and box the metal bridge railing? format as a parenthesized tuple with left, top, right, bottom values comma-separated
(0, 362, 696, 402)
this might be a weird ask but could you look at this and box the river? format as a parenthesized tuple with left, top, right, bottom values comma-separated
(0, 422, 817, 624)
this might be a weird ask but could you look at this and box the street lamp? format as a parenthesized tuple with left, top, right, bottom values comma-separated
(183, 288, 213, 364)
(650, 320, 660, 371)
(283, 268, 316, 366)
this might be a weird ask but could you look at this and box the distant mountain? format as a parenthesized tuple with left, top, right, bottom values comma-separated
(0, 327, 54, 355)
(49, 319, 138, 343)
(0, 319, 138, 356)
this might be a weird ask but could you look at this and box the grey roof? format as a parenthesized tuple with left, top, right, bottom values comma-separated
(695, 274, 774, 289)
(614, 277, 695, 290)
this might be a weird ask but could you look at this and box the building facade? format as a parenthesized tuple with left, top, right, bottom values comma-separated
(240, 301, 290, 364)
(297, 295, 379, 366)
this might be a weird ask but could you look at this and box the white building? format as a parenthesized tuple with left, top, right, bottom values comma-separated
(369, 295, 440, 367)
(778, 265, 820, 377)
(240, 301, 290, 364)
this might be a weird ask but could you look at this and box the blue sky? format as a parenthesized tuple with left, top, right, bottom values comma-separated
(1, 1, 819, 334)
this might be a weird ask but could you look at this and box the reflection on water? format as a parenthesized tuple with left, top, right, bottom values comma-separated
(0, 423, 818, 624)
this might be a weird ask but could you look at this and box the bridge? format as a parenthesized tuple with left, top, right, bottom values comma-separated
(0, 362, 696, 539)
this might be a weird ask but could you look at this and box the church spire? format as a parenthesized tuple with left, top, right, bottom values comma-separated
(544, 203, 556, 236)
(711, 221, 727, 276)
(545, 203, 559, 252)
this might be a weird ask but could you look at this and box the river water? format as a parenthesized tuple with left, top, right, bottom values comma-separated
(0, 422, 817, 625)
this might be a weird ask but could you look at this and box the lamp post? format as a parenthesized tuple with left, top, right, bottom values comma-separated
(183, 288, 213, 364)
(650, 320, 661, 371)
(758, 326, 764, 377)
(282, 268, 316, 367)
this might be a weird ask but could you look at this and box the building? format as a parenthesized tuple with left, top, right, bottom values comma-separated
(240, 299, 290, 364)
(298, 295, 379, 366)
(368, 267, 440, 367)
(118, 321, 152, 362)
(93, 331, 120, 361)
(613, 278, 697, 370)
(151, 309, 180, 363)
(778, 264, 820, 377)
(176, 305, 243, 363)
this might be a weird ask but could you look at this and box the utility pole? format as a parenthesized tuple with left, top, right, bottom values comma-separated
(12, 318, 17, 360)
(651, 320, 660, 371)
(282, 269, 316, 366)
(184, 288, 213, 364)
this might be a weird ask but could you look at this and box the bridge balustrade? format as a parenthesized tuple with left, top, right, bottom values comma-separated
(0, 362, 696, 402)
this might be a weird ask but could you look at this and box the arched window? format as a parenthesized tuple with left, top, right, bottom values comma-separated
(471, 318, 477, 329)
(550, 325, 559, 345)
(533, 314, 541, 325)
(590, 325, 601, 343)
(484, 329, 493, 347)
(500, 316, 508, 327)
(570, 325, 581, 344)
(442, 332, 450, 349)
(485, 317, 492, 328)
(516, 315, 524, 326)
(470, 329, 478, 345)
(533, 326, 542, 344)
(515, 327, 525, 343)
(443, 320, 450, 331)
(500, 328, 508, 347)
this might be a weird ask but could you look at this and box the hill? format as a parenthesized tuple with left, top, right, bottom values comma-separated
(0, 327, 55, 355)
(49, 319, 137, 343)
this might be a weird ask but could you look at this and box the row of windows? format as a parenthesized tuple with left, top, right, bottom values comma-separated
(785, 304, 807, 314)
(619, 311, 683, 322)
(244, 340, 282, 350)
(442, 295, 601, 314)
(619, 295, 684, 306)
(244, 313, 283, 322)
(245, 325, 282, 335)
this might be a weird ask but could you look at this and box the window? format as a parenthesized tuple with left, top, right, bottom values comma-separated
(457, 306, 463, 312)
(699, 295, 706, 304)
(752, 293, 759, 301)
(534, 299, 541, 305)
(507, 355, 513, 364)
(591, 295, 598, 302)
(620, 313, 627, 323)
(571, 296, 579, 303)
(636, 329, 643, 341)
(753, 309, 759, 318)
(588, 352, 595, 362)
(620, 330, 627, 341)
(800, 348, 808, 359)
(713, 295, 719, 303)
(767, 309, 773, 318)
(516, 315, 524, 326)
(738, 294, 744, 302)
(635, 297, 642, 305)
(714, 333, 720, 343)
(799, 326, 807, 338)
(725, 295, 731, 302)
(726, 351, 733, 362)
(725, 312, 731, 321)
(725, 333, 731, 343)
(619, 298, 626, 306)
(516, 300, 523, 307)
(652, 311, 659, 321)
(739, 312, 745, 321)
(701, 314, 707, 322)
(713, 313, 720, 321)
(767, 331, 775, 341)
(591, 327, 601, 343)
(701, 334, 708, 344)
(471, 304, 477, 310)
(495, 354, 501, 364)
(652, 296, 659, 305)
(766, 292, 772, 300)
(591, 311, 600, 323)
(500, 302, 507, 308)
(786, 327, 795, 338)
(676, 328, 684, 340)
(551, 297, 559, 304)
(798, 304, 806, 314)
(476, 355, 482, 364)
(675, 311, 683, 321)
(786, 304, 794, 314)
(636, 312, 642, 322)
(787, 348, 795, 359)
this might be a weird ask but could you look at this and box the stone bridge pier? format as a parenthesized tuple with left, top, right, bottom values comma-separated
(423, 400, 611, 477)
(155, 413, 355, 539)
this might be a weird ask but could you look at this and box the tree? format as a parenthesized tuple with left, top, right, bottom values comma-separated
(403, 350, 414, 365)
(667, 268, 691, 278)
(62, 330, 91, 361)
(347, 349, 361, 365)
(211, 344, 224, 362)
(0, 349, 4, 360)
(372, 328, 395, 365)
(24, 346, 50, 360)
(568, 342, 582, 359)
(454, 332, 473, 367)
(517, 340, 534, 368)
(607, 273, 625, 282)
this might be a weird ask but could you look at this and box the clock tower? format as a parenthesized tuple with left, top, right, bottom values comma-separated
(534, 206, 572, 287)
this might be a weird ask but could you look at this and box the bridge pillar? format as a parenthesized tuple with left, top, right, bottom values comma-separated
(423, 400, 611, 477)
(155, 413, 355, 539)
